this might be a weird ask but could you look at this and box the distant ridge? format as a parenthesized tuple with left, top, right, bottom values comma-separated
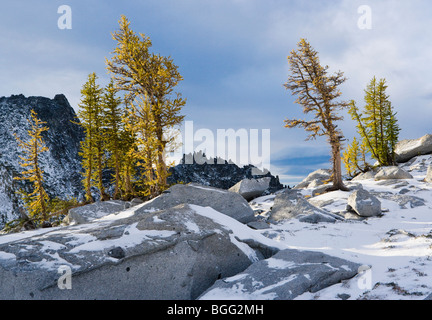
(168, 152, 284, 193)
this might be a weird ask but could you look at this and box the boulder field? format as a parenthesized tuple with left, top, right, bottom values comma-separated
(0, 183, 362, 300)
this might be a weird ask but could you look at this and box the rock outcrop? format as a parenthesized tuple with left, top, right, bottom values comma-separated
(0, 203, 281, 300)
(136, 183, 256, 224)
(168, 153, 283, 193)
(395, 134, 432, 163)
(293, 169, 331, 189)
(351, 170, 376, 181)
(426, 165, 432, 183)
(199, 248, 361, 300)
(347, 189, 382, 217)
(229, 177, 271, 201)
(64, 200, 128, 225)
(375, 167, 413, 180)
(268, 189, 342, 224)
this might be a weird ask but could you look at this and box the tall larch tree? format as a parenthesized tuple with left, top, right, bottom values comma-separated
(76, 72, 108, 202)
(349, 77, 400, 167)
(284, 38, 350, 191)
(106, 15, 186, 194)
(102, 79, 123, 200)
(123, 94, 160, 198)
(14, 109, 50, 224)
(118, 126, 137, 200)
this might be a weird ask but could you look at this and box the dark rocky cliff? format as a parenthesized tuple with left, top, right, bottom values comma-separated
(168, 152, 284, 193)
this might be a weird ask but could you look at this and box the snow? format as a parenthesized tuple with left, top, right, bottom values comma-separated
(249, 155, 432, 300)
(69, 223, 176, 253)
(190, 204, 287, 262)
(266, 258, 296, 269)
(39, 241, 67, 251)
(152, 216, 165, 223)
(0, 251, 15, 260)
(184, 220, 201, 234)
(64, 233, 98, 247)
(38, 252, 78, 271)
(1, 155, 432, 300)
(249, 195, 275, 215)
(98, 201, 147, 221)
(0, 227, 58, 245)
(200, 274, 299, 300)
(189, 184, 228, 194)
(200, 282, 279, 300)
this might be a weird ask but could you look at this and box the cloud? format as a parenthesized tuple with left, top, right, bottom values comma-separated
(319, 0, 432, 140)
(0, 23, 110, 109)
(1, 0, 432, 185)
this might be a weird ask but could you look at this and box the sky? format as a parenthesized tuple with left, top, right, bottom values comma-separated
(1, 0, 431, 186)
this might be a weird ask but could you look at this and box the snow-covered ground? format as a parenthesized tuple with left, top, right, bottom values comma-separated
(1, 155, 431, 300)
(250, 155, 432, 300)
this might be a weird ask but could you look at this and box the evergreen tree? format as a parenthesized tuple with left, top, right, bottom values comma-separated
(14, 110, 50, 224)
(284, 38, 350, 191)
(343, 137, 359, 179)
(123, 94, 160, 198)
(106, 15, 186, 195)
(386, 109, 400, 165)
(93, 92, 109, 202)
(349, 77, 400, 167)
(118, 127, 137, 200)
(102, 79, 123, 200)
(343, 137, 371, 178)
(76, 72, 108, 202)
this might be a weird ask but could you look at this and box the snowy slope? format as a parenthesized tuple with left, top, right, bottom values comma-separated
(250, 155, 432, 300)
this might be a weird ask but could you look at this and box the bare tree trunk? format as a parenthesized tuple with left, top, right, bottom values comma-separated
(155, 120, 167, 189)
(329, 138, 348, 192)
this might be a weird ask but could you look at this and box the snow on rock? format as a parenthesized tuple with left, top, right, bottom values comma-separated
(293, 169, 331, 189)
(135, 183, 256, 224)
(229, 177, 271, 201)
(251, 154, 432, 300)
(0, 202, 282, 300)
(2, 123, 432, 300)
(268, 189, 342, 224)
(375, 166, 413, 180)
(426, 165, 432, 183)
(64, 200, 128, 225)
(199, 248, 361, 300)
(347, 189, 382, 217)
(395, 134, 432, 163)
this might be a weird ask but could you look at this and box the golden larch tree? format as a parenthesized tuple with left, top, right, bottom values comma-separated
(284, 38, 350, 191)
(106, 15, 185, 195)
(76, 72, 109, 202)
(14, 109, 50, 224)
